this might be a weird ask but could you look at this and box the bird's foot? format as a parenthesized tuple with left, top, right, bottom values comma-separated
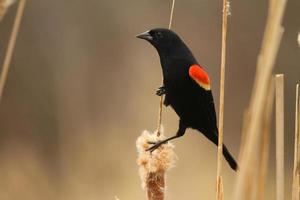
(156, 86, 166, 96)
(146, 140, 167, 153)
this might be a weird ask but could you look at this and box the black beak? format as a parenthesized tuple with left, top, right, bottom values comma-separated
(136, 31, 153, 41)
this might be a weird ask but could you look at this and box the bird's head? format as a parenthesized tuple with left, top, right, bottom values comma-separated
(136, 28, 181, 53)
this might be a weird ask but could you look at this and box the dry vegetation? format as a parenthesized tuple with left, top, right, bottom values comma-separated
(0, 0, 299, 200)
(0, 0, 25, 101)
(292, 84, 300, 200)
(135, 0, 299, 200)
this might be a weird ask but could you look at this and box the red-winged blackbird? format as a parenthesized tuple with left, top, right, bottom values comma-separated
(137, 28, 238, 171)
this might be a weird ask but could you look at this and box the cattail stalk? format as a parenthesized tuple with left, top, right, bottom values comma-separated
(0, 0, 26, 102)
(292, 84, 300, 200)
(156, 0, 176, 136)
(234, 0, 287, 199)
(216, 0, 230, 199)
(275, 74, 284, 200)
(256, 79, 274, 200)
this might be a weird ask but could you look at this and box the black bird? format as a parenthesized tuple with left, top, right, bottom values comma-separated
(136, 28, 238, 171)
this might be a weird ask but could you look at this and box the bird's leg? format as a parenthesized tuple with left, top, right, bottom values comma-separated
(147, 122, 187, 152)
(156, 86, 166, 96)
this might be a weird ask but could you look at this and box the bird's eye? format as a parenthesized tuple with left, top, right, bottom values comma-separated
(156, 32, 163, 38)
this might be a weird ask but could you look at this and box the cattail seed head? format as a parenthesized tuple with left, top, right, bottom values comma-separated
(136, 128, 176, 200)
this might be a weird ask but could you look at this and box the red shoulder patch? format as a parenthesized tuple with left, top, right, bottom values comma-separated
(189, 64, 211, 90)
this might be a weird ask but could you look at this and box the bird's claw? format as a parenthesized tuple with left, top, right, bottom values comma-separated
(147, 141, 156, 145)
(146, 140, 167, 152)
(156, 86, 166, 96)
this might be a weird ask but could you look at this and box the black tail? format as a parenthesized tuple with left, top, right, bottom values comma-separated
(223, 144, 238, 171)
(201, 129, 238, 171)
(199, 128, 238, 171)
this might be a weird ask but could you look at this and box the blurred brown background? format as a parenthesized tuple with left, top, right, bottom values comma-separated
(0, 0, 299, 199)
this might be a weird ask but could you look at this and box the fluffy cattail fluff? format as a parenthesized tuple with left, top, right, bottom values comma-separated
(0, 0, 15, 21)
(136, 127, 176, 200)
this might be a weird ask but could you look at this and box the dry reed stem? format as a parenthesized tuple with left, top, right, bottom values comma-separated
(0, 0, 15, 21)
(292, 84, 300, 200)
(157, 94, 163, 137)
(233, 0, 287, 199)
(216, 1, 230, 199)
(136, 129, 176, 200)
(256, 79, 274, 200)
(237, 110, 250, 163)
(156, 0, 176, 136)
(0, 0, 26, 102)
(168, 0, 175, 29)
(275, 74, 284, 200)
